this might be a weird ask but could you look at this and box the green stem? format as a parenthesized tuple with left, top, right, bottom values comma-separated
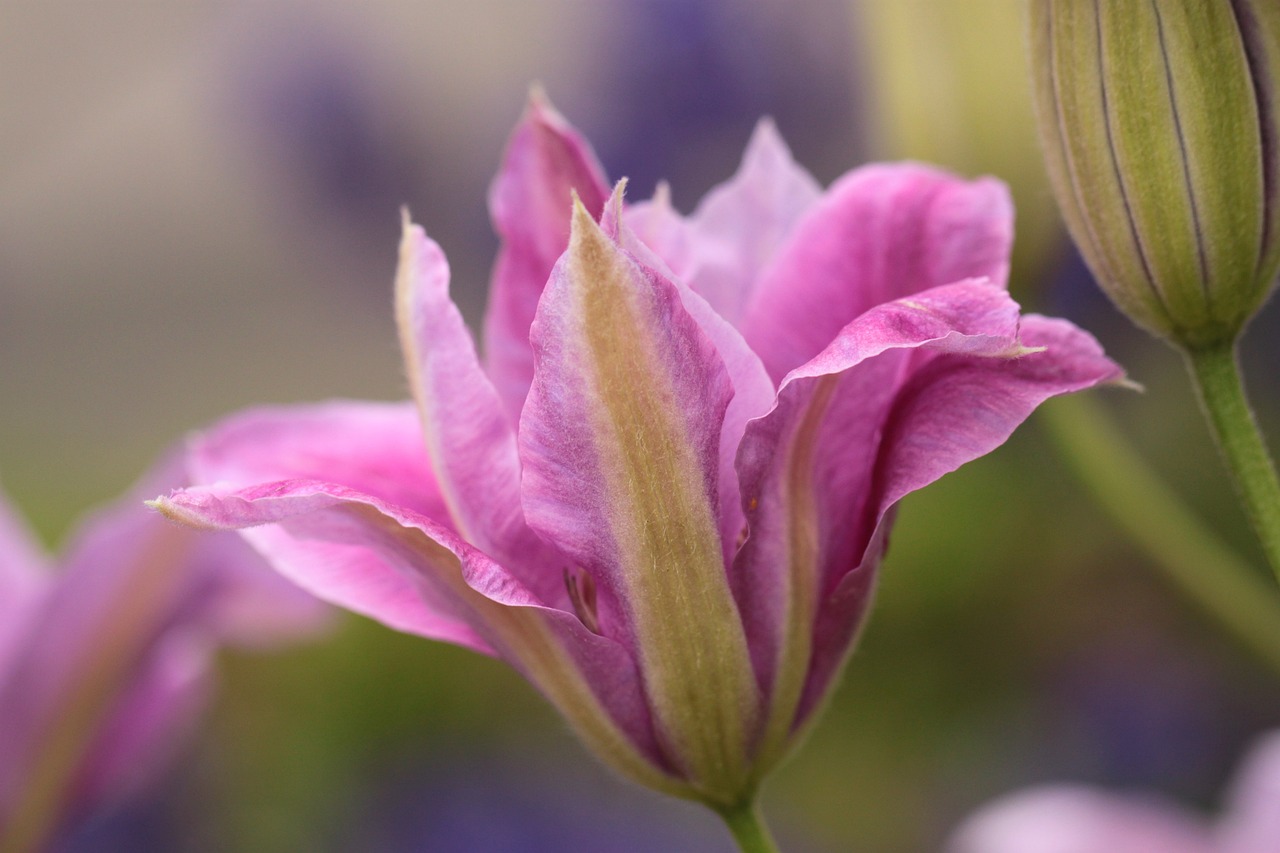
(1184, 341, 1280, 582)
(1043, 393, 1280, 674)
(717, 799, 782, 853)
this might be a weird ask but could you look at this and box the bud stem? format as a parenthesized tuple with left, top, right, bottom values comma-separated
(1043, 394, 1280, 673)
(1185, 340, 1280, 583)
(718, 799, 782, 853)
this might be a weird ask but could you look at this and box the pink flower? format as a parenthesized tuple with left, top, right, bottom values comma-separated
(0, 451, 327, 852)
(153, 92, 1123, 809)
(947, 730, 1280, 853)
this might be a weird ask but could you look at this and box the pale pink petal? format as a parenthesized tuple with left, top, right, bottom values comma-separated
(519, 199, 759, 792)
(0, 484, 49, 678)
(153, 480, 684, 795)
(947, 786, 1215, 853)
(680, 119, 821, 326)
(483, 90, 611, 421)
(624, 181, 693, 279)
(1219, 730, 1280, 853)
(741, 163, 1014, 381)
(396, 219, 567, 607)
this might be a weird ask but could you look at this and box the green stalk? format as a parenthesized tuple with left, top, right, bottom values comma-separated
(1183, 341, 1280, 582)
(1043, 393, 1280, 674)
(717, 799, 782, 853)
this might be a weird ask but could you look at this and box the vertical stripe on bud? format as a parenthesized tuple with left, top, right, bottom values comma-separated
(1030, 0, 1280, 348)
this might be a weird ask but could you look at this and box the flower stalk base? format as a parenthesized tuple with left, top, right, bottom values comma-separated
(718, 799, 781, 853)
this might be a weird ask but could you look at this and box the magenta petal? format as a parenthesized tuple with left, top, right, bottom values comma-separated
(735, 282, 1122, 757)
(190, 399, 449, 523)
(802, 311, 1123, 728)
(397, 219, 566, 607)
(742, 163, 1014, 381)
(483, 91, 611, 421)
(154, 480, 683, 794)
(947, 786, 1216, 853)
(158, 481, 496, 653)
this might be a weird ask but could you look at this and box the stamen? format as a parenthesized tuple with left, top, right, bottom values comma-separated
(563, 568, 601, 635)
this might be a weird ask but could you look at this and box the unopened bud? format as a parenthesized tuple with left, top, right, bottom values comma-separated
(1029, 0, 1280, 348)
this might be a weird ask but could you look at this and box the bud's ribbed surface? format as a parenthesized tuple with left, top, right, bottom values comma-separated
(1030, 0, 1280, 348)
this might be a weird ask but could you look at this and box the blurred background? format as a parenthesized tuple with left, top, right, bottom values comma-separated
(2, 1, 1278, 850)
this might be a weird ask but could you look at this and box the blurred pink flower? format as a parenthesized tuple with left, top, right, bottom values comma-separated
(947, 729, 1280, 853)
(0, 451, 327, 852)
(154, 93, 1123, 809)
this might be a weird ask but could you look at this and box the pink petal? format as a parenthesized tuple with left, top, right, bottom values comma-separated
(153, 480, 685, 796)
(680, 119, 822, 326)
(396, 217, 566, 607)
(190, 399, 448, 523)
(947, 786, 1215, 853)
(607, 188, 776, 566)
(483, 90, 611, 421)
(741, 163, 1014, 381)
(0, 484, 49, 678)
(519, 198, 759, 794)
(0, 449, 321, 843)
(735, 283, 1122, 758)
(71, 635, 210, 816)
(1219, 730, 1280, 853)
(624, 182, 692, 279)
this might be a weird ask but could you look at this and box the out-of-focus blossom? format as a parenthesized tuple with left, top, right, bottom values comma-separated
(154, 93, 1122, 812)
(1028, 0, 1280, 349)
(947, 729, 1280, 853)
(0, 453, 327, 853)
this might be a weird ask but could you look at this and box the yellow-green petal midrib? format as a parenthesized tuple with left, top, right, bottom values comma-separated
(571, 216, 758, 798)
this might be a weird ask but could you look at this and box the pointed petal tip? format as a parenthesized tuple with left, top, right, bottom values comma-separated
(523, 83, 571, 133)
(569, 190, 600, 237)
(749, 115, 782, 146)
(145, 494, 208, 529)
(526, 81, 553, 114)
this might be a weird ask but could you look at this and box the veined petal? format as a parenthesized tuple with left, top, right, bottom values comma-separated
(742, 163, 1014, 381)
(681, 119, 822, 326)
(736, 282, 1122, 770)
(396, 217, 566, 607)
(483, 89, 611, 421)
(152, 481, 688, 798)
(606, 186, 776, 566)
(520, 199, 759, 800)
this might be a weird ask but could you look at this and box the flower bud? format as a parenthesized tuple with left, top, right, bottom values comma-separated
(1029, 0, 1280, 348)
